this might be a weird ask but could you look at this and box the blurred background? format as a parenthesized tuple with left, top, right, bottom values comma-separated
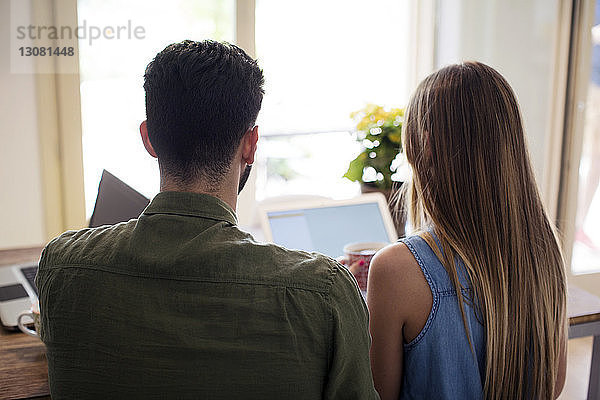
(2, 0, 600, 397)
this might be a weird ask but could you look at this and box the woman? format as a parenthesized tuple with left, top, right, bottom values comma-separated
(367, 62, 567, 399)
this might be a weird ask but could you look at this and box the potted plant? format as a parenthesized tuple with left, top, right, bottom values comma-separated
(344, 104, 405, 192)
(344, 104, 406, 235)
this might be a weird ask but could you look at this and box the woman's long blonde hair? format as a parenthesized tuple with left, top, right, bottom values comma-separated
(400, 62, 566, 399)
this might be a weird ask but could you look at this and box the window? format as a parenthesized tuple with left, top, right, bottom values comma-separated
(254, 0, 411, 200)
(572, 3, 600, 274)
(256, 132, 362, 200)
(77, 0, 234, 217)
(77, 0, 413, 217)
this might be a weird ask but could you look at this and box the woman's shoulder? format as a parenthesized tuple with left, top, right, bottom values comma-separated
(398, 233, 464, 292)
(371, 241, 416, 273)
(369, 241, 428, 296)
(368, 241, 433, 343)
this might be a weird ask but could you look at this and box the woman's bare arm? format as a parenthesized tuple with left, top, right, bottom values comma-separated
(367, 243, 432, 400)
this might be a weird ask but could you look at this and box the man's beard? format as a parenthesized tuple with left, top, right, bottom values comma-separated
(238, 164, 252, 194)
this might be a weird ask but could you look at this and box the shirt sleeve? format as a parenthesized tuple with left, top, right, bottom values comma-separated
(323, 262, 380, 400)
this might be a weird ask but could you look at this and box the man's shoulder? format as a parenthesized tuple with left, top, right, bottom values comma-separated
(39, 222, 359, 298)
(40, 221, 136, 269)
(229, 233, 355, 294)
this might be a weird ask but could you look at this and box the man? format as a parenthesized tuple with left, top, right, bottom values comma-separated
(36, 40, 379, 399)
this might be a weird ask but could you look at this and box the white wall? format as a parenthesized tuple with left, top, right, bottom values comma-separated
(435, 0, 560, 189)
(0, 0, 46, 249)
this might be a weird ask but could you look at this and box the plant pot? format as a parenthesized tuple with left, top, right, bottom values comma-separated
(360, 182, 406, 238)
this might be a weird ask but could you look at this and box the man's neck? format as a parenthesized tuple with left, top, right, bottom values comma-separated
(159, 178, 238, 212)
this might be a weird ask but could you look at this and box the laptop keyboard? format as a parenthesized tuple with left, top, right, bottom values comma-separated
(20, 265, 38, 296)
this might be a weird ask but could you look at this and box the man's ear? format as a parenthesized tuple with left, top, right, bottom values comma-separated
(241, 125, 259, 165)
(140, 120, 157, 158)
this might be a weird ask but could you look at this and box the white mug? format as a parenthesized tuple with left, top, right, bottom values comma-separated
(17, 302, 40, 338)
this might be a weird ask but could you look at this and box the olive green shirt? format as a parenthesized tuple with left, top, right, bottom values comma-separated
(36, 191, 379, 399)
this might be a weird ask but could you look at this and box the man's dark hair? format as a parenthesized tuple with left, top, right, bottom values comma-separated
(143, 40, 264, 185)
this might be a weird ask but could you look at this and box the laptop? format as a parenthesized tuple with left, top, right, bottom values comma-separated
(0, 170, 149, 329)
(259, 193, 398, 258)
(89, 170, 151, 228)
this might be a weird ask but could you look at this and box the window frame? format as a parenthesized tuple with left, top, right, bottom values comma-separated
(35, 0, 87, 238)
(557, 0, 600, 284)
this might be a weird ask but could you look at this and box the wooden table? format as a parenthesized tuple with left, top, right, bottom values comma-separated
(0, 246, 599, 399)
(568, 285, 600, 400)
(0, 247, 48, 400)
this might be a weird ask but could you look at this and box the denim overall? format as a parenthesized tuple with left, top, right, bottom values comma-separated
(399, 234, 486, 399)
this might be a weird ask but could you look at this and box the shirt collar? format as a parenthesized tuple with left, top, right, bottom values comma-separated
(143, 191, 238, 225)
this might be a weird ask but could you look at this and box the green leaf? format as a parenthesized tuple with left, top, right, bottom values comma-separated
(343, 155, 366, 182)
(347, 104, 406, 189)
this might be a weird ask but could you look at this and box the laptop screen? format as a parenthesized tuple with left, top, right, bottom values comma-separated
(267, 202, 391, 258)
(89, 170, 150, 228)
